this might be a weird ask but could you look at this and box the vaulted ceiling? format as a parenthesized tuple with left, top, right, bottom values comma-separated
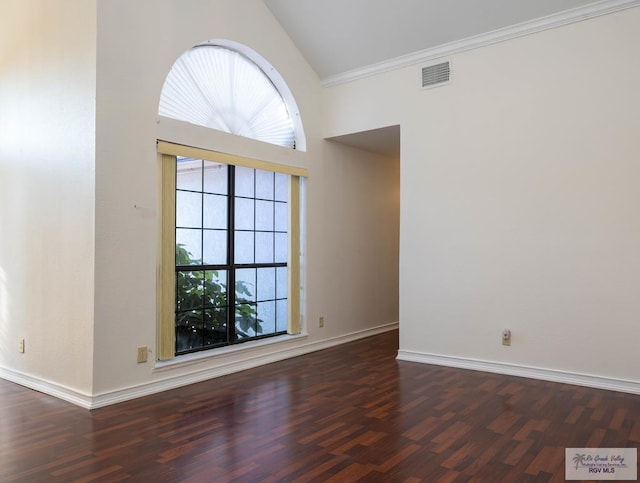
(265, 0, 607, 80)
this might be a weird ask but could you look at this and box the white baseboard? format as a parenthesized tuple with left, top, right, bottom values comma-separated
(0, 366, 93, 409)
(396, 350, 640, 395)
(1, 322, 398, 410)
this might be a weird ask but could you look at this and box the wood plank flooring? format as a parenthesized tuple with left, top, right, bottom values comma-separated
(1, 330, 639, 482)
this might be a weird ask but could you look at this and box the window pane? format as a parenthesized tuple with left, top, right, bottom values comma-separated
(176, 229, 201, 265)
(235, 198, 254, 230)
(255, 232, 274, 264)
(203, 230, 227, 265)
(257, 267, 275, 301)
(203, 270, 227, 308)
(235, 303, 257, 339)
(235, 166, 254, 198)
(203, 194, 227, 229)
(276, 267, 288, 299)
(275, 232, 288, 263)
(255, 200, 274, 231)
(257, 301, 276, 335)
(235, 268, 256, 303)
(276, 299, 288, 333)
(274, 202, 287, 232)
(175, 309, 204, 352)
(176, 191, 202, 228)
(235, 266, 257, 338)
(255, 169, 274, 200)
(176, 270, 203, 311)
(234, 231, 254, 264)
(203, 161, 227, 194)
(203, 307, 227, 346)
(176, 158, 202, 191)
(274, 172, 288, 202)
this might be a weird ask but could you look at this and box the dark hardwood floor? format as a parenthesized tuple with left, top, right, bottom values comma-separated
(1, 330, 639, 482)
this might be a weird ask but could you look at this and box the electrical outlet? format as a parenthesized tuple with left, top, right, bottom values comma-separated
(319, 316, 324, 328)
(19, 338, 25, 353)
(137, 346, 148, 363)
(502, 329, 511, 346)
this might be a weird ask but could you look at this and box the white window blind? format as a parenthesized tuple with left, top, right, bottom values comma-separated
(159, 46, 296, 149)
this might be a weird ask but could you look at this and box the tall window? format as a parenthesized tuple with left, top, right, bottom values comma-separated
(157, 43, 306, 359)
(158, 146, 304, 359)
(175, 158, 290, 353)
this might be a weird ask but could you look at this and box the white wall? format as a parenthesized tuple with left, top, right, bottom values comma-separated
(324, 8, 640, 384)
(318, 141, 400, 339)
(92, 0, 399, 399)
(0, 0, 97, 394)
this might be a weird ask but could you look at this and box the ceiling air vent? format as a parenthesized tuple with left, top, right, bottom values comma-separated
(421, 61, 450, 89)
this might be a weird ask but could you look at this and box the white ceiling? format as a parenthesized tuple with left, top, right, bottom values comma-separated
(264, 0, 604, 79)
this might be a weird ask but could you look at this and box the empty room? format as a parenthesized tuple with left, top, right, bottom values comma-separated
(1, 0, 639, 481)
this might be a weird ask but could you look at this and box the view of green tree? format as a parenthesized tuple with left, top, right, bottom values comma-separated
(175, 243, 261, 352)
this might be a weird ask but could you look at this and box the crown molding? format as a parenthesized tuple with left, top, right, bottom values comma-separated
(322, 0, 640, 87)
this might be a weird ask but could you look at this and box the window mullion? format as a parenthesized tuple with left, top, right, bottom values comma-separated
(228, 165, 236, 344)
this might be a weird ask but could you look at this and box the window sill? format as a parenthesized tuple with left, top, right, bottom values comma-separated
(153, 332, 308, 372)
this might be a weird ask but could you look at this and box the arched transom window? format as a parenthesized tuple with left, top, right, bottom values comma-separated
(159, 44, 297, 149)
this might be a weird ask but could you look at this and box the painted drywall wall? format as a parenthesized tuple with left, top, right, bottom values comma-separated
(317, 141, 400, 339)
(0, 0, 96, 394)
(324, 7, 640, 383)
(92, 0, 399, 396)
